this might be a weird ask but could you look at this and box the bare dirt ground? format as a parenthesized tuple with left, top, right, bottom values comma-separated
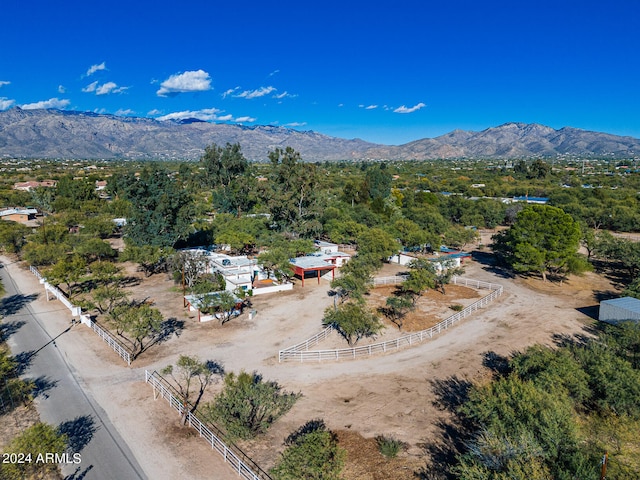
(2, 239, 621, 479)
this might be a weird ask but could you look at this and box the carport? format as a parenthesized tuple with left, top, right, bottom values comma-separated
(290, 257, 336, 286)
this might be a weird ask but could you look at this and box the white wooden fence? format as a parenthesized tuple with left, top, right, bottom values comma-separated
(144, 370, 271, 480)
(371, 275, 409, 286)
(29, 266, 132, 365)
(279, 277, 503, 362)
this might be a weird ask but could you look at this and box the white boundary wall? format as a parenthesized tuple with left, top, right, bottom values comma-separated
(29, 266, 131, 365)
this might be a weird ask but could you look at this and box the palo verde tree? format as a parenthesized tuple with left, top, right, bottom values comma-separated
(161, 355, 223, 424)
(322, 302, 384, 347)
(492, 204, 586, 281)
(109, 303, 163, 359)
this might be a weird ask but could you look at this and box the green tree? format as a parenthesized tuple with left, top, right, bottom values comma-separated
(109, 303, 163, 358)
(492, 205, 582, 281)
(271, 420, 345, 480)
(0, 221, 29, 253)
(120, 244, 173, 277)
(356, 227, 399, 265)
(46, 254, 87, 298)
(0, 422, 68, 480)
(265, 147, 321, 237)
(402, 259, 437, 303)
(384, 295, 414, 330)
(199, 291, 240, 324)
(322, 302, 384, 346)
(92, 283, 128, 315)
(161, 355, 221, 424)
(199, 143, 256, 215)
(205, 371, 300, 439)
(112, 166, 194, 247)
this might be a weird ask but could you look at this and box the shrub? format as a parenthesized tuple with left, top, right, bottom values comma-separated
(271, 420, 345, 480)
(376, 435, 407, 458)
(205, 371, 300, 439)
(449, 304, 464, 311)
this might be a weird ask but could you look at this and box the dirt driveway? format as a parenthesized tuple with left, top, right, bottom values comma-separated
(4, 250, 619, 479)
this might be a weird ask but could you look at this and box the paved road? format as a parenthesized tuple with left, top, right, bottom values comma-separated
(1, 265, 147, 480)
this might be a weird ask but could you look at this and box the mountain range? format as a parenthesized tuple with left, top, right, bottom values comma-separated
(0, 108, 638, 161)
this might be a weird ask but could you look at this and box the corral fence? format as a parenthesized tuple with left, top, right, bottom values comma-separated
(371, 275, 409, 287)
(29, 266, 132, 365)
(278, 276, 503, 362)
(144, 370, 271, 480)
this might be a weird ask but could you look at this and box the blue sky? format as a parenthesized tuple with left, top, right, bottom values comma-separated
(1, 1, 638, 145)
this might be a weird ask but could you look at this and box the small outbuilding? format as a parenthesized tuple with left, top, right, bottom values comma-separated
(599, 297, 640, 325)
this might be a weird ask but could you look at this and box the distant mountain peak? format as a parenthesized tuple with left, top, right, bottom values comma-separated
(0, 109, 637, 161)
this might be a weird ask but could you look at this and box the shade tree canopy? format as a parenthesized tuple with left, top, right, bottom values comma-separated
(492, 205, 584, 281)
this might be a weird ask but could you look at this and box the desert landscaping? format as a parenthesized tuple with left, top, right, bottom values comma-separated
(2, 232, 619, 479)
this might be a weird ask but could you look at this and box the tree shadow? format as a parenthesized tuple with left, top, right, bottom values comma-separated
(0, 320, 25, 341)
(416, 375, 476, 479)
(155, 317, 185, 344)
(470, 251, 514, 279)
(0, 293, 39, 316)
(430, 375, 472, 412)
(593, 289, 619, 302)
(482, 351, 511, 377)
(58, 415, 98, 453)
(204, 359, 225, 376)
(552, 326, 597, 349)
(64, 465, 94, 480)
(118, 276, 141, 287)
(416, 418, 470, 480)
(12, 350, 37, 375)
(27, 375, 58, 399)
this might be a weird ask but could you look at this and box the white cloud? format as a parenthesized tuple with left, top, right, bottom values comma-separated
(273, 91, 297, 99)
(0, 81, 10, 88)
(21, 98, 70, 110)
(394, 102, 426, 114)
(157, 108, 222, 121)
(156, 70, 212, 96)
(58, 85, 66, 94)
(96, 82, 129, 95)
(84, 81, 128, 95)
(365, 105, 378, 110)
(216, 114, 233, 121)
(115, 108, 135, 116)
(285, 122, 307, 127)
(268, 69, 280, 77)
(86, 62, 107, 76)
(82, 81, 98, 93)
(234, 116, 256, 123)
(235, 86, 275, 99)
(222, 87, 240, 98)
(96, 82, 118, 95)
(148, 109, 163, 116)
(0, 98, 15, 110)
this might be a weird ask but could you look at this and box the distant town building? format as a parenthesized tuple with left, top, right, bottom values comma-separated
(13, 180, 57, 191)
(0, 207, 38, 224)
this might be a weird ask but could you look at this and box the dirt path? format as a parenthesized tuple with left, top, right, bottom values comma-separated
(5, 252, 620, 478)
